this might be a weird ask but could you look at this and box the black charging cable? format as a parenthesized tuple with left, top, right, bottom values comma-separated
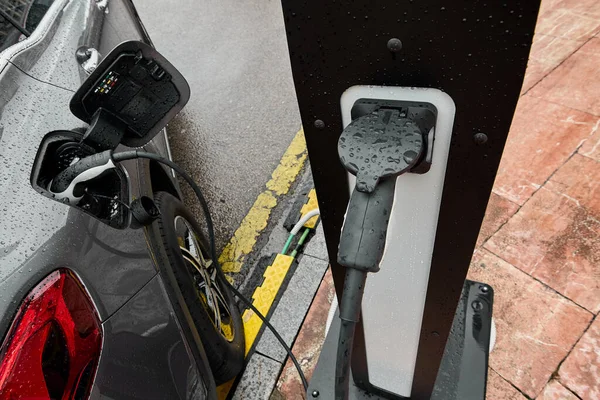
(331, 107, 427, 399)
(112, 150, 309, 391)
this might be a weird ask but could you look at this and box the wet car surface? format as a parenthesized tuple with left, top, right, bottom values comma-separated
(0, 1, 221, 398)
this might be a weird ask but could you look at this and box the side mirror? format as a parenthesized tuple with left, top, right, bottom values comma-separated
(70, 40, 190, 149)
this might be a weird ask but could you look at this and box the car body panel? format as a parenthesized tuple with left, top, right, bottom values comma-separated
(6, 0, 97, 91)
(0, 1, 214, 398)
(92, 275, 210, 400)
(7, 0, 150, 92)
(0, 61, 157, 331)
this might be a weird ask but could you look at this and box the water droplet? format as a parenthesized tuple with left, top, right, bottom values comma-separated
(403, 150, 418, 163)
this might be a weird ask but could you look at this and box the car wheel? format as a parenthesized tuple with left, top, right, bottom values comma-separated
(153, 191, 244, 384)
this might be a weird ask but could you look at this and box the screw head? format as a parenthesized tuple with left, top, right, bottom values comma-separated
(314, 119, 325, 129)
(387, 38, 403, 52)
(480, 285, 490, 293)
(472, 300, 484, 311)
(474, 132, 488, 145)
(311, 390, 320, 398)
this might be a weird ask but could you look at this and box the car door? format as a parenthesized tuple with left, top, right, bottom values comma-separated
(0, 0, 159, 323)
(5, 0, 150, 90)
(0, 2, 214, 399)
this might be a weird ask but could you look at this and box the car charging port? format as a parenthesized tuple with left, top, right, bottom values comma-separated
(30, 40, 191, 230)
(30, 131, 130, 229)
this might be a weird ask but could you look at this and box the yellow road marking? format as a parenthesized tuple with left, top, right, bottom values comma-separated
(216, 129, 307, 399)
(218, 129, 307, 273)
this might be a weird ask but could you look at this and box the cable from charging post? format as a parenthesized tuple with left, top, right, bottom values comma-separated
(335, 268, 367, 400)
(333, 178, 398, 399)
(112, 150, 309, 391)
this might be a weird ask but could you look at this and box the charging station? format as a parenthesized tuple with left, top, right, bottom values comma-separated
(280, 1, 541, 398)
(22, 2, 543, 397)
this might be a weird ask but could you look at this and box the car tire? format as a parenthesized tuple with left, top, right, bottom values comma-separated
(153, 191, 244, 384)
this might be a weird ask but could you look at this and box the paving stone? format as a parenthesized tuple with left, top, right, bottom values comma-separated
(477, 193, 520, 248)
(233, 354, 282, 400)
(486, 369, 527, 400)
(303, 224, 329, 261)
(487, 154, 600, 312)
(547, 152, 600, 212)
(558, 317, 600, 400)
(467, 250, 592, 398)
(276, 269, 335, 399)
(536, 0, 600, 41)
(492, 95, 596, 205)
(579, 119, 600, 161)
(522, 33, 584, 93)
(530, 38, 600, 116)
(537, 379, 579, 400)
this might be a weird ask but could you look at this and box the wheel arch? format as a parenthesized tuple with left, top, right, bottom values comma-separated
(149, 160, 181, 199)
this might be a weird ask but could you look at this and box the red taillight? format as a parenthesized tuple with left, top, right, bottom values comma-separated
(0, 269, 102, 400)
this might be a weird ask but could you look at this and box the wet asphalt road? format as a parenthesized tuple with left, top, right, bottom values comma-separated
(134, 0, 301, 251)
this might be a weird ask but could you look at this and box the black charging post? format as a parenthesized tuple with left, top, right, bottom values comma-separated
(279, 1, 542, 399)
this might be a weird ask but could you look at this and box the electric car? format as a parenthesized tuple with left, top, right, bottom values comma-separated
(0, 1, 244, 399)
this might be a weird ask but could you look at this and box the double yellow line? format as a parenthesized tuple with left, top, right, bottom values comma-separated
(217, 129, 308, 398)
(218, 129, 307, 274)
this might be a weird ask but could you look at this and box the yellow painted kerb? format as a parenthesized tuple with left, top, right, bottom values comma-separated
(218, 129, 307, 273)
(216, 254, 295, 399)
(300, 189, 319, 228)
(241, 253, 295, 354)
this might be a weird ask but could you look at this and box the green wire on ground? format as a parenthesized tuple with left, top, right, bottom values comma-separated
(281, 233, 294, 255)
(282, 208, 320, 255)
(290, 227, 311, 258)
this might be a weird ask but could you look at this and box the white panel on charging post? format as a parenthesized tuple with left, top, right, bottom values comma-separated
(340, 86, 456, 397)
